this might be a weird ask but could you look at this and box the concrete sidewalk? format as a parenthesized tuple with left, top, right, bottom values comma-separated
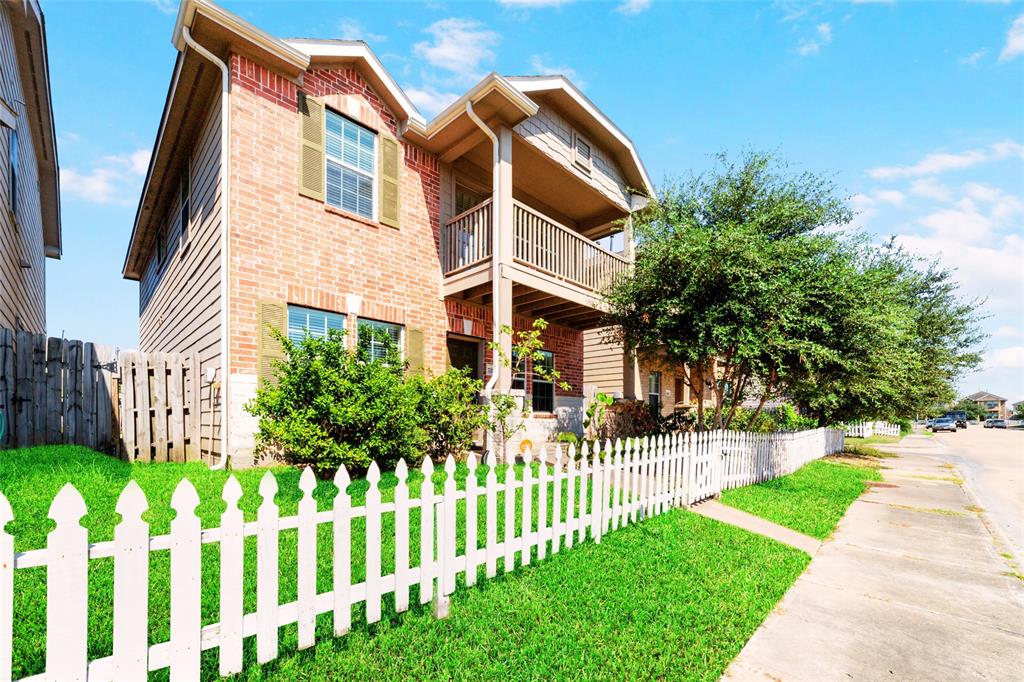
(724, 439, 1024, 681)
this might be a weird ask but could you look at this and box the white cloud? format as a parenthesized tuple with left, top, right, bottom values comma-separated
(797, 22, 833, 57)
(999, 13, 1024, 61)
(529, 55, 583, 86)
(866, 139, 1024, 179)
(875, 189, 905, 206)
(147, 0, 176, 15)
(993, 325, 1022, 339)
(984, 346, 1024, 370)
(917, 202, 994, 241)
(961, 49, 988, 66)
(961, 182, 1024, 224)
(616, 0, 651, 15)
(337, 19, 386, 43)
(910, 178, 953, 202)
(60, 148, 150, 205)
(849, 193, 879, 228)
(406, 86, 460, 118)
(414, 18, 500, 81)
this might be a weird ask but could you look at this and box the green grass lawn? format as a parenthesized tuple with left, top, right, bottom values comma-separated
(0, 445, 809, 681)
(720, 459, 881, 540)
(844, 434, 903, 446)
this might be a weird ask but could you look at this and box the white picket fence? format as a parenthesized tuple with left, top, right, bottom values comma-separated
(0, 427, 843, 681)
(844, 421, 900, 438)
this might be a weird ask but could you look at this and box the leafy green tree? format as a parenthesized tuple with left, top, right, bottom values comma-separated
(604, 150, 983, 428)
(604, 150, 853, 429)
(953, 398, 987, 422)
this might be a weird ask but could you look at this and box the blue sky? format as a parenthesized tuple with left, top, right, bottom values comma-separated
(45, 0, 1024, 402)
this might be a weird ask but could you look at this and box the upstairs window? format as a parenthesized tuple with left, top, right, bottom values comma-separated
(8, 128, 17, 219)
(572, 130, 592, 174)
(358, 318, 403, 362)
(287, 304, 345, 344)
(325, 110, 376, 220)
(156, 219, 168, 264)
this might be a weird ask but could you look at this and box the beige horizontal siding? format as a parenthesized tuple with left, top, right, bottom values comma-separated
(0, 4, 45, 334)
(583, 327, 624, 395)
(138, 90, 223, 459)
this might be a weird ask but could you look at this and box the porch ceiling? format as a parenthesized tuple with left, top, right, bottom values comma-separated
(450, 280, 606, 330)
(457, 135, 628, 240)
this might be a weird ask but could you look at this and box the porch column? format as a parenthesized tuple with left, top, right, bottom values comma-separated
(496, 125, 515, 392)
(622, 346, 642, 400)
(623, 214, 635, 261)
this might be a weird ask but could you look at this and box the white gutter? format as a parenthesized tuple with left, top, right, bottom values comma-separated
(181, 26, 231, 469)
(465, 101, 501, 395)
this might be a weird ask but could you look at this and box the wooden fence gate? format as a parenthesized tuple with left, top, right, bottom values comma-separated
(0, 327, 204, 462)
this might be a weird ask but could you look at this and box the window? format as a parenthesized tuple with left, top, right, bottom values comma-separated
(511, 349, 526, 391)
(156, 220, 168, 264)
(532, 350, 555, 413)
(7, 128, 17, 218)
(455, 183, 485, 215)
(572, 130, 592, 173)
(179, 163, 191, 250)
(287, 304, 345, 343)
(648, 372, 661, 416)
(358, 319, 403, 362)
(325, 110, 375, 219)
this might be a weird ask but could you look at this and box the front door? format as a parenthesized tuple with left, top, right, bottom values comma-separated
(447, 336, 482, 380)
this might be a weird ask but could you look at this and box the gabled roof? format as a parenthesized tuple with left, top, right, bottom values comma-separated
(6, 0, 61, 258)
(965, 391, 1006, 402)
(505, 75, 655, 198)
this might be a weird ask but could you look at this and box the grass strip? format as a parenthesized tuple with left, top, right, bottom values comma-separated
(719, 459, 881, 540)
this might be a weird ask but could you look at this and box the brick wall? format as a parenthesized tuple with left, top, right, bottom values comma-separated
(227, 54, 447, 378)
(445, 299, 583, 399)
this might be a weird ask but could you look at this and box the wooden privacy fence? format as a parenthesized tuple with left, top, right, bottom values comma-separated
(0, 329, 117, 450)
(117, 351, 203, 463)
(844, 421, 900, 438)
(0, 427, 842, 681)
(0, 327, 205, 462)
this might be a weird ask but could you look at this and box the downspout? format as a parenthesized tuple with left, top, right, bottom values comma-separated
(181, 27, 231, 469)
(465, 101, 501, 395)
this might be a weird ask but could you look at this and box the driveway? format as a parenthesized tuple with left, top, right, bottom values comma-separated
(926, 426, 1023, 558)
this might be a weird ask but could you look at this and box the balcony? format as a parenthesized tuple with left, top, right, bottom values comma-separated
(442, 199, 629, 296)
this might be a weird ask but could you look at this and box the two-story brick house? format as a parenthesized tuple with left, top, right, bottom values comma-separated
(122, 0, 653, 466)
(0, 0, 61, 335)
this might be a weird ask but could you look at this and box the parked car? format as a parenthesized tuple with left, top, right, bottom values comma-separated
(931, 418, 958, 433)
(984, 419, 1008, 429)
(943, 411, 968, 429)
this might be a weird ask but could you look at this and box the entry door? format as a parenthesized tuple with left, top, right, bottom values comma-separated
(447, 337, 482, 380)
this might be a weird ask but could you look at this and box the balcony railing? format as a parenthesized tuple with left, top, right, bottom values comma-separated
(441, 198, 493, 275)
(512, 201, 630, 293)
(441, 199, 630, 294)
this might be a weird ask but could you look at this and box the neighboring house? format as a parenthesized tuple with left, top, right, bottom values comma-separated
(0, 0, 60, 334)
(964, 391, 1008, 420)
(583, 330, 718, 418)
(122, 0, 653, 466)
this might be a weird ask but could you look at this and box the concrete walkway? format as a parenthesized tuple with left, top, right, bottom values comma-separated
(723, 439, 1024, 681)
(691, 500, 822, 555)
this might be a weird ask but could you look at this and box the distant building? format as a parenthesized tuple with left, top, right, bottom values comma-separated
(963, 391, 1008, 420)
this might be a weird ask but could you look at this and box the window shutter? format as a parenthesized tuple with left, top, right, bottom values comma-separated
(297, 92, 325, 201)
(257, 299, 288, 385)
(379, 134, 400, 228)
(406, 328, 424, 375)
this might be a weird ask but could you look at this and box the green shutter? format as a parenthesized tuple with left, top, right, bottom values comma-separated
(406, 328, 424, 375)
(257, 299, 288, 385)
(379, 134, 400, 228)
(297, 92, 325, 201)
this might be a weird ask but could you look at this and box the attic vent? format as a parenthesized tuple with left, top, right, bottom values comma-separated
(572, 130, 592, 174)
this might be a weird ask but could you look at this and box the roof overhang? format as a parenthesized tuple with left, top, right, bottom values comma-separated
(7, 0, 60, 258)
(285, 40, 425, 129)
(505, 76, 655, 198)
(404, 73, 539, 159)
